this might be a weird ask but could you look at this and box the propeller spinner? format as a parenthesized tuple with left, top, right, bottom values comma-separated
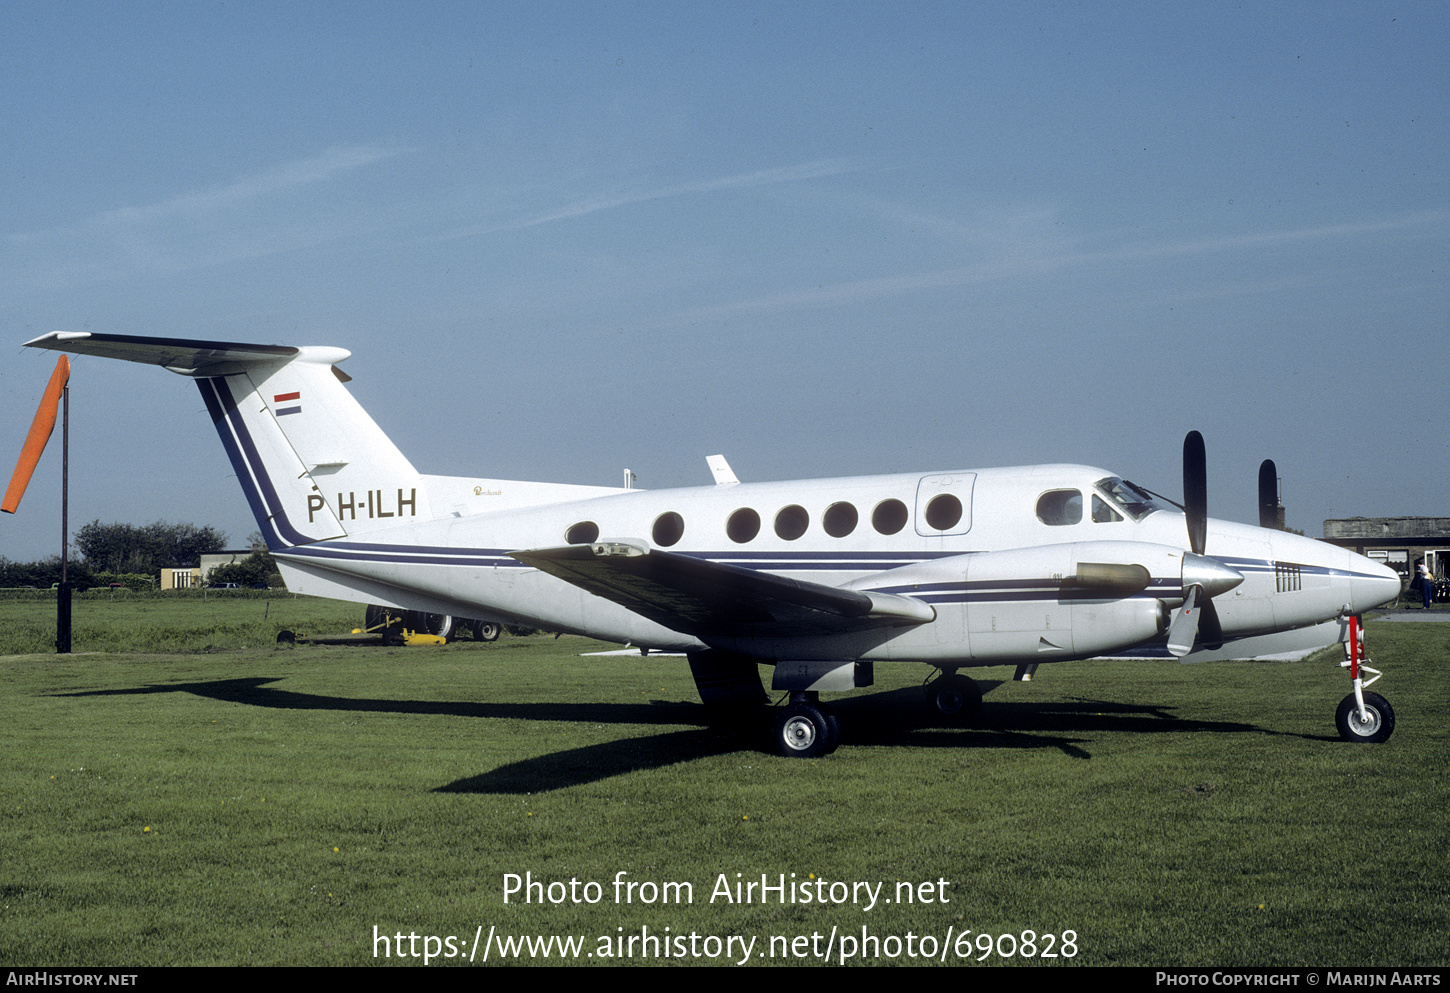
(1166, 431, 1242, 658)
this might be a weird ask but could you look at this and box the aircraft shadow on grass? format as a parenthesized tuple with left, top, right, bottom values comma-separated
(52, 677, 1283, 793)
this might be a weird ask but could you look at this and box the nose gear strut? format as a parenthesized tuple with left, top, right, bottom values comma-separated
(1335, 613, 1394, 744)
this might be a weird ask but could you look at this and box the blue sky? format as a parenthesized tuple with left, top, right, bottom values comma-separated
(3, 2, 1446, 562)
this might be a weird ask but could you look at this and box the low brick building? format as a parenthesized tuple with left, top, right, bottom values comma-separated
(1321, 517, 1449, 591)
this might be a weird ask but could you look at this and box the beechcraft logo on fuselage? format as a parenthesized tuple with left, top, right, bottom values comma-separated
(307, 489, 417, 523)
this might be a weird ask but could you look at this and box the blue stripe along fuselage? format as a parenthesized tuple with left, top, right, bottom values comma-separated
(279, 538, 1392, 607)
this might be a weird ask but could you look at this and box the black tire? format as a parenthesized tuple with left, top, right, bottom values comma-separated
(472, 620, 501, 642)
(822, 708, 842, 755)
(773, 701, 837, 758)
(1336, 691, 1395, 744)
(428, 614, 458, 642)
(926, 674, 982, 724)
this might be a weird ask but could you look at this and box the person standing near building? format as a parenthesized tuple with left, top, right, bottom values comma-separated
(1416, 558, 1434, 609)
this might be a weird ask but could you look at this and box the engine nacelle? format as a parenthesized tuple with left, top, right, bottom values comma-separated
(851, 541, 1183, 661)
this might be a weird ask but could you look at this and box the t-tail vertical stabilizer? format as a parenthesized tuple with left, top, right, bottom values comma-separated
(22, 332, 431, 550)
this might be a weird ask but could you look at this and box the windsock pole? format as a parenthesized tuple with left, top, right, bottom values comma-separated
(58, 380, 70, 653)
(3, 355, 73, 653)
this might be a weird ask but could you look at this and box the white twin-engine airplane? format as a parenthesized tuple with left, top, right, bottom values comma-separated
(25, 331, 1404, 756)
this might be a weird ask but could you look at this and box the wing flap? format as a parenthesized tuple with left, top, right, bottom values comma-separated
(512, 542, 934, 637)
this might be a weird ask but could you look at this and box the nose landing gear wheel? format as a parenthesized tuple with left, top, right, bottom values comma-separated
(1336, 692, 1395, 744)
(926, 674, 981, 724)
(773, 701, 840, 758)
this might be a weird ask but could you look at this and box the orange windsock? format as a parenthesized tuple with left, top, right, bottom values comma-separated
(2, 355, 70, 514)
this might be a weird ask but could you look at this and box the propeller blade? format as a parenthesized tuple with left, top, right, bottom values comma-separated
(1258, 459, 1280, 529)
(1183, 431, 1207, 556)
(1199, 596, 1224, 651)
(1167, 584, 1201, 658)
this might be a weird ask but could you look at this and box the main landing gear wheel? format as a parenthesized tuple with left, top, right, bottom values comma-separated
(472, 620, 501, 642)
(1336, 692, 1395, 744)
(926, 674, 981, 725)
(424, 613, 457, 643)
(773, 700, 840, 758)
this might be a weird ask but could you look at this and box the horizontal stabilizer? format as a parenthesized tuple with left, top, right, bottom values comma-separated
(512, 542, 934, 637)
(24, 331, 426, 550)
(24, 332, 304, 377)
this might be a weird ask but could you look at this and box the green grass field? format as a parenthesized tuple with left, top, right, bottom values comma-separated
(1, 597, 1446, 966)
(0, 590, 365, 655)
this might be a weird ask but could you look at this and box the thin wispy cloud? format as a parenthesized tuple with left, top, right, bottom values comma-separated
(667, 208, 1450, 324)
(3, 145, 404, 292)
(1094, 209, 1450, 265)
(89, 145, 402, 230)
(436, 157, 864, 241)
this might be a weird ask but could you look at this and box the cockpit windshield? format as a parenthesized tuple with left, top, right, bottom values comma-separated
(1094, 477, 1163, 522)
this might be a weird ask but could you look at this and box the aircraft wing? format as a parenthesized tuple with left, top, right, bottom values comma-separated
(512, 542, 935, 637)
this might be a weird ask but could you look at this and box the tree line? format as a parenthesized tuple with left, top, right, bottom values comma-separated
(1, 520, 282, 589)
(75, 520, 226, 573)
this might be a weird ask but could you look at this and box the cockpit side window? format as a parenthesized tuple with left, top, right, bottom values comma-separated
(1092, 494, 1123, 523)
(1036, 489, 1082, 526)
(1094, 477, 1162, 522)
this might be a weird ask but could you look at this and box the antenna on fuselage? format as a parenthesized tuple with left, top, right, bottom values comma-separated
(706, 454, 739, 485)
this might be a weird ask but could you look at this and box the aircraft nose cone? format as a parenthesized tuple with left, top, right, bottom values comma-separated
(1352, 557, 1403, 612)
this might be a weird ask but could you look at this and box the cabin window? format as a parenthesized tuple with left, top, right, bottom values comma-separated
(652, 511, 684, 547)
(774, 505, 809, 541)
(727, 507, 761, 543)
(872, 498, 909, 535)
(566, 521, 600, 544)
(1091, 495, 1122, 523)
(923, 493, 963, 531)
(823, 501, 858, 537)
(1036, 489, 1082, 526)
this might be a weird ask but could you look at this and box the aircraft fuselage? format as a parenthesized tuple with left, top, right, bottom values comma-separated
(272, 464, 1399, 665)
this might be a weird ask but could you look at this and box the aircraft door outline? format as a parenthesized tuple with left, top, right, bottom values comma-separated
(914, 473, 975, 538)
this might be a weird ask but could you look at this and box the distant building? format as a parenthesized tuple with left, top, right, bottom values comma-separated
(199, 550, 251, 581)
(160, 550, 252, 590)
(1322, 518, 1450, 583)
(160, 568, 201, 590)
